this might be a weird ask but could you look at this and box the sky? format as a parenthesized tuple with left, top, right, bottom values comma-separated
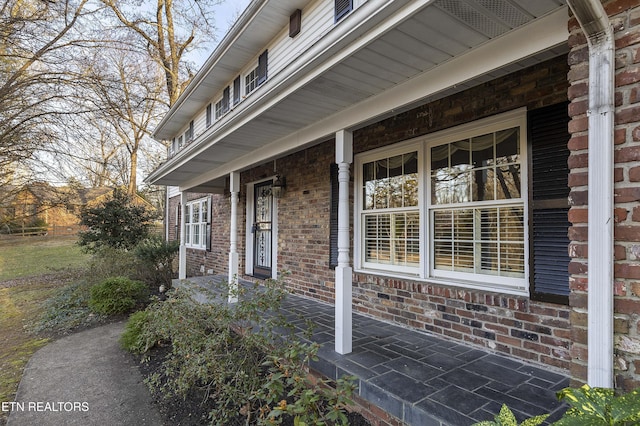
(190, 0, 252, 67)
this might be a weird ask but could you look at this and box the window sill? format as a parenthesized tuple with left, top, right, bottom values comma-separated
(353, 267, 529, 297)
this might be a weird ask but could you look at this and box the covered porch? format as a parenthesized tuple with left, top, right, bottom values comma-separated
(178, 275, 569, 425)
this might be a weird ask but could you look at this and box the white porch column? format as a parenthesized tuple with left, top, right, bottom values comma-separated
(178, 191, 187, 280)
(335, 130, 353, 354)
(228, 172, 240, 303)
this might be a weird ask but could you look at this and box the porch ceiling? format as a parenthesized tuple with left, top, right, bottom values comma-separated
(149, 0, 568, 192)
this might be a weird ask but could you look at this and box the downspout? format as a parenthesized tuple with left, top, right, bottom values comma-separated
(566, 0, 615, 388)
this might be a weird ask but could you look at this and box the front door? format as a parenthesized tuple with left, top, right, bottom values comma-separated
(252, 181, 273, 278)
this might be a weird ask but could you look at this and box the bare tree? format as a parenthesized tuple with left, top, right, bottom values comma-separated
(0, 0, 96, 188)
(76, 48, 166, 195)
(100, 0, 222, 106)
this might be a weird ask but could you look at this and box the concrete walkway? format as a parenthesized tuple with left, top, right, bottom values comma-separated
(7, 321, 163, 426)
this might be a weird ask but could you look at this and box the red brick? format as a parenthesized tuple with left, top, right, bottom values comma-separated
(568, 82, 588, 100)
(616, 30, 640, 50)
(569, 242, 588, 259)
(616, 106, 640, 125)
(615, 280, 628, 296)
(606, 0, 640, 16)
(568, 63, 589, 82)
(615, 225, 640, 241)
(634, 126, 640, 141)
(568, 208, 588, 223)
(616, 67, 640, 87)
(615, 263, 640, 280)
(568, 152, 588, 169)
(569, 46, 589, 67)
(615, 187, 640, 203)
(615, 128, 627, 145)
(632, 87, 640, 104)
(616, 146, 640, 163)
(568, 226, 588, 242)
(615, 245, 628, 260)
(569, 116, 589, 133)
(568, 172, 588, 188)
(615, 297, 640, 315)
(630, 166, 640, 181)
(569, 99, 588, 116)
(569, 277, 589, 292)
(631, 282, 640, 297)
(568, 135, 588, 151)
(616, 208, 629, 222)
(633, 206, 640, 221)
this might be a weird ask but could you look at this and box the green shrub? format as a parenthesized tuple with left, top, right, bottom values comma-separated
(78, 188, 154, 252)
(125, 277, 356, 426)
(473, 404, 548, 426)
(133, 236, 179, 288)
(32, 280, 105, 334)
(473, 385, 640, 426)
(88, 276, 148, 315)
(554, 384, 640, 426)
(120, 310, 154, 354)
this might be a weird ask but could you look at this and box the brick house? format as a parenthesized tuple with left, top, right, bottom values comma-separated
(146, 0, 640, 401)
(0, 184, 153, 231)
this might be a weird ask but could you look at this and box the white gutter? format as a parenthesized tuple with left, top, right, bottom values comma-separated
(566, 0, 615, 388)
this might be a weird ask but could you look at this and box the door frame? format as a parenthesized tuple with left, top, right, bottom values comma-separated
(245, 177, 278, 279)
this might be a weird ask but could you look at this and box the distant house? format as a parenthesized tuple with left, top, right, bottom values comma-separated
(146, 0, 640, 415)
(0, 184, 154, 231)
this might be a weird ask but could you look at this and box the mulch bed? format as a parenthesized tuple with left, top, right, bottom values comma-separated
(135, 344, 371, 425)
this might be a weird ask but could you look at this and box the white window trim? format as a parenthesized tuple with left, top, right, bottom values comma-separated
(355, 141, 424, 277)
(354, 108, 529, 295)
(185, 197, 209, 250)
(245, 65, 259, 96)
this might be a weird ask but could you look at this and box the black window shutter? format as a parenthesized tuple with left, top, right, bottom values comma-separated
(206, 196, 212, 252)
(329, 163, 339, 269)
(335, 0, 352, 22)
(222, 86, 230, 113)
(529, 102, 570, 304)
(258, 50, 268, 85)
(233, 76, 241, 104)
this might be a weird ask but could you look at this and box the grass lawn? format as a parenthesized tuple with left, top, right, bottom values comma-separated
(0, 237, 88, 425)
(0, 236, 89, 281)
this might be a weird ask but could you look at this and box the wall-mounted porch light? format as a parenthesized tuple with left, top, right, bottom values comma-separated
(272, 175, 286, 198)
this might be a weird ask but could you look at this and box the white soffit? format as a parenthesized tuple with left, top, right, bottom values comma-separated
(151, 0, 568, 190)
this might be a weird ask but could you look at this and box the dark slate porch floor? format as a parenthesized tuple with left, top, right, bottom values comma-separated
(176, 276, 569, 426)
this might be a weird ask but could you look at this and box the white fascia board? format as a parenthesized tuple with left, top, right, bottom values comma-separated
(179, 7, 568, 191)
(153, 0, 417, 185)
(153, 0, 267, 140)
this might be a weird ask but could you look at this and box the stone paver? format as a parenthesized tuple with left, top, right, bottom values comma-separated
(181, 276, 569, 425)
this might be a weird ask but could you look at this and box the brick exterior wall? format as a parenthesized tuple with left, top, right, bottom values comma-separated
(567, 0, 640, 391)
(169, 55, 579, 375)
(350, 55, 572, 372)
(167, 192, 231, 277)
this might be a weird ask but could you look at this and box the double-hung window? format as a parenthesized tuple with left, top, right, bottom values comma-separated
(356, 110, 528, 293)
(360, 145, 421, 275)
(184, 198, 209, 250)
(245, 50, 268, 96)
(429, 120, 525, 287)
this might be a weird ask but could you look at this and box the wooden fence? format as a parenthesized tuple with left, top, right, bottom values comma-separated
(0, 223, 163, 238)
(0, 224, 84, 238)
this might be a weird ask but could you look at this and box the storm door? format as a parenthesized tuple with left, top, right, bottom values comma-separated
(252, 181, 273, 278)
